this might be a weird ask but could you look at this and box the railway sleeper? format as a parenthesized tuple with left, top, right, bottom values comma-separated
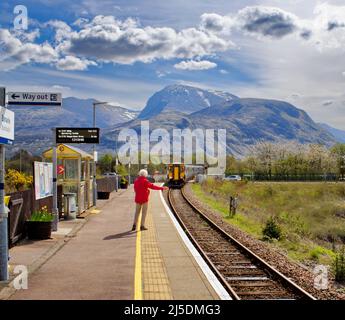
(223, 269, 266, 277)
(238, 292, 295, 300)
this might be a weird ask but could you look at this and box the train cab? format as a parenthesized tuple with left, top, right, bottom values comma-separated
(167, 163, 186, 188)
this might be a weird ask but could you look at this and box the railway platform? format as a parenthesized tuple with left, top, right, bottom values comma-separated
(0, 185, 224, 300)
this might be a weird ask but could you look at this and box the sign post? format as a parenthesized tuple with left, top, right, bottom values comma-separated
(52, 129, 58, 232)
(0, 87, 15, 281)
(6, 91, 60, 234)
(0, 88, 5, 107)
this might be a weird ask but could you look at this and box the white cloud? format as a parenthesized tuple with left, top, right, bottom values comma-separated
(236, 6, 302, 39)
(219, 69, 228, 74)
(156, 70, 170, 78)
(13, 28, 40, 42)
(45, 20, 73, 43)
(200, 13, 234, 34)
(51, 84, 71, 91)
(201, 6, 311, 40)
(59, 15, 233, 64)
(72, 18, 89, 28)
(56, 55, 97, 71)
(200, 4, 345, 50)
(310, 3, 345, 51)
(0, 29, 58, 71)
(174, 59, 217, 70)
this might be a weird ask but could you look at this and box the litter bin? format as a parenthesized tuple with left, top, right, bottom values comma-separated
(63, 193, 77, 220)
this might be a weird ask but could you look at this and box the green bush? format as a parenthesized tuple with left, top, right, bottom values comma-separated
(29, 206, 53, 222)
(333, 247, 345, 282)
(263, 216, 282, 240)
(120, 177, 128, 184)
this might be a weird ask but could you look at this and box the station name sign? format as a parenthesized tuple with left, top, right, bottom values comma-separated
(56, 128, 100, 144)
(8, 92, 62, 106)
(0, 106, 15, 145)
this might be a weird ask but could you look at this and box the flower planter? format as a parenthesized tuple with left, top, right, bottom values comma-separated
(97, 191, 110, 199)
(26, 221, 52, 240)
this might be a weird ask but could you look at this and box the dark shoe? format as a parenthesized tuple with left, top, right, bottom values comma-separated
(131, 224, 136, 231)
(140, 226, 148, 231)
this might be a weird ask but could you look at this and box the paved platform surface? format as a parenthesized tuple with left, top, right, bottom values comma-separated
(3, 184, 220, 300)
(142, 190, 219, 300)
(8, 189, 136, 300)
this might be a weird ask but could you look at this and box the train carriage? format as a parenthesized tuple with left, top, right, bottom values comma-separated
(167, 163, 206, 188)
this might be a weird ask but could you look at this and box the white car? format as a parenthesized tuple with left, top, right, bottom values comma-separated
(224, 175, 242, 181)
(103, 172, 117, 177)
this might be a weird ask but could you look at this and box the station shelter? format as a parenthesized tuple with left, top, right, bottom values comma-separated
(42, 144, 95, 215)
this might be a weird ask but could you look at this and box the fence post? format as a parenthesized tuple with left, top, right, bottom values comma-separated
(229, 195, 233, 217)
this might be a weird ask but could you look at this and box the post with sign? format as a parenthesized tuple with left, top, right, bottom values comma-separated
(0, 87, 15, 281)
(6, 90, 61, 234)
(52, 129, 58, 231)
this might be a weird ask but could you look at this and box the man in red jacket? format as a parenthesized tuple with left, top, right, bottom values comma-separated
(132, 169, 168, 231)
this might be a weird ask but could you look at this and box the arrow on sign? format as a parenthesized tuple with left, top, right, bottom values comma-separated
(57, 165, 64, 175)
(11, 94, 20, 99)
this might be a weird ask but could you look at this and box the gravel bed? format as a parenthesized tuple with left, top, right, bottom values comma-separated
(182, 183, 345, 300)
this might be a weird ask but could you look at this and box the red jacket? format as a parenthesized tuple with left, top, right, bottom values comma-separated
(134, 176, 164, 204)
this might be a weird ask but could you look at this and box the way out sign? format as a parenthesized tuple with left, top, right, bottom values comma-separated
(7, 92, 62, 106)
(0, 106, 14, 145)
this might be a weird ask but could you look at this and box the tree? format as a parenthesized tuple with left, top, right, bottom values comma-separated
(98, 154, 114, 173)
(331, 144, 345, 179)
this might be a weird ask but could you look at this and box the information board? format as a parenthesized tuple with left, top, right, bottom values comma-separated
(56, 128, 100, 144)
(34, 161, 53, 200)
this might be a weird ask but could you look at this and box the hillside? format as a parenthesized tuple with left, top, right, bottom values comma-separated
(104, 96, 336, 157)
(9, 97, 138, 155)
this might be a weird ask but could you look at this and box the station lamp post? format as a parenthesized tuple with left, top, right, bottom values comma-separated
(92, 101, 122, 205)
(92, 101, 107, 207)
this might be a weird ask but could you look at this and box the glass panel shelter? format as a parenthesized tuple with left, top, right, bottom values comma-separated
(42, 144, 94, 215)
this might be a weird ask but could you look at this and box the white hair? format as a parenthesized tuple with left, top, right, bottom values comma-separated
(139, 169, 148, 177)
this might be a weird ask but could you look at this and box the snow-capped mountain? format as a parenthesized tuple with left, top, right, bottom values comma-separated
(138, 84, 238, 119)
(103, 88, 337, 157)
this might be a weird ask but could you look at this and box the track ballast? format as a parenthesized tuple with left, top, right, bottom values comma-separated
(167, 187, 316, 300)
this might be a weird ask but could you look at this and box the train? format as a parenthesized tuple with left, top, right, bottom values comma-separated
(167, 163, 206, 188)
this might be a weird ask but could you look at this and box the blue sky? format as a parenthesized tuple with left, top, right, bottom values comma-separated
(1, 0, 345, 128)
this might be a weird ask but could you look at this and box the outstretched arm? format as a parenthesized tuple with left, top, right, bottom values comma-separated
(147, 182, 168, 190)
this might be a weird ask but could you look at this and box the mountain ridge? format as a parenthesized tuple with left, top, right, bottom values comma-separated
(103, 93, 337, 157)
(6, 84, 340, 157)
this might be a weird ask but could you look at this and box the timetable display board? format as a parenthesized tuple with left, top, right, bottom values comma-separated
(56, 128, 100, 144)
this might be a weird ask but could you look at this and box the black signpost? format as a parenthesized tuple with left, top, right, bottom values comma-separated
(56, 128, 100, 144)
(0, 88, 5, 107)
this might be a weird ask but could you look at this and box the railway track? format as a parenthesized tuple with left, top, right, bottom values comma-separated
(167, 187, 316, 300)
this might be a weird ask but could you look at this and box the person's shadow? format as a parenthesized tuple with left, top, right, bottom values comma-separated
(103, 230, 137, 240)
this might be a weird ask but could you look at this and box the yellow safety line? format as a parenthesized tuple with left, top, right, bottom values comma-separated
(134, 214, 142, 300)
